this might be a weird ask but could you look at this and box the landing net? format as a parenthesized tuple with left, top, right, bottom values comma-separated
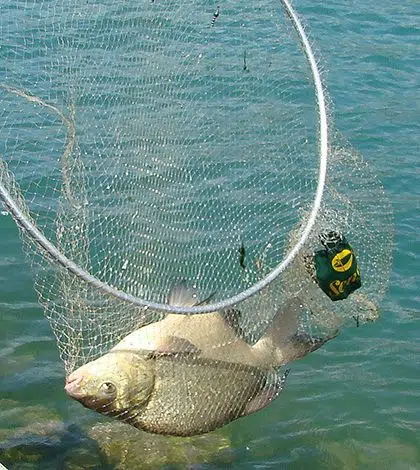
(0, 0, 393, 374)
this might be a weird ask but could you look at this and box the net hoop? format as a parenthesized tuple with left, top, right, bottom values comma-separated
(0, 0, 328, 314)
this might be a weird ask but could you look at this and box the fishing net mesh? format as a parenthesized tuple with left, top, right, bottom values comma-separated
(1, 0, 392, 395)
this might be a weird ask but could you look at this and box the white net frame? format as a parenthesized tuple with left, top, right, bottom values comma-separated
(0, 0, 328, 315)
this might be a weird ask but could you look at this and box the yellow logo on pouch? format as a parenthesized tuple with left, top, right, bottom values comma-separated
(331, 249, 353, 272)
(328, 268, 360, 297)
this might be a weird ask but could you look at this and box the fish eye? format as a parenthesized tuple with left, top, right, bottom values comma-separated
(100, 382, 116, 395)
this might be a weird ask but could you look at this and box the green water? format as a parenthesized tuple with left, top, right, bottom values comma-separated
(1, 0, 419, 469)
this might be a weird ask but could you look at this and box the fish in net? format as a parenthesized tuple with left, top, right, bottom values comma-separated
(0, 0, 393, 435)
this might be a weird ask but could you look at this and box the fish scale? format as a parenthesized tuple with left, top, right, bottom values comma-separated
(126, 353, 271, 437)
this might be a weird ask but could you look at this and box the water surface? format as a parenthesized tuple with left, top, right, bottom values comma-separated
(0, 0, 419, 468)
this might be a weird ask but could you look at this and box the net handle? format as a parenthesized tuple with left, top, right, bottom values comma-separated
(0, 0, 328, 314)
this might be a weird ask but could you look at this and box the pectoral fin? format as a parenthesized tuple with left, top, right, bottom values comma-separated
(149, 336, 201, 357)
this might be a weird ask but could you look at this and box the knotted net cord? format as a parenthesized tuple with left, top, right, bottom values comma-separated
(0, 0, 393, 374)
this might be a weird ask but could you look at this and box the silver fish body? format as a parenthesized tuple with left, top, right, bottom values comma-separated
(130, 353, 274, 436)
(65, 284, 333, 435)
(65, 349, 282, 437)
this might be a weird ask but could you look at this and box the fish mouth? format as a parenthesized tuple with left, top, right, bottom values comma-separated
(64, 374, 84, 398)
(64, 374, 111, 410)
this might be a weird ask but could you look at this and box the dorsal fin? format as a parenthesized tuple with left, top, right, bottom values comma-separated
(168, 281, 199, 307)
(168, 281, 216, 308)
(222, 308, 246, 339)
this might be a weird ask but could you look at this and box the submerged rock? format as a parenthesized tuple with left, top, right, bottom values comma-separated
(0, 399, 234, 469)
(320, 438, 420, 470)
(0, 402, 63, 441)
(87, 421, 234, 469)
(0, 402, 65, 468)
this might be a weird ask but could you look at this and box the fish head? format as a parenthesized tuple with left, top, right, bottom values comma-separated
(64, 350, 155, 416)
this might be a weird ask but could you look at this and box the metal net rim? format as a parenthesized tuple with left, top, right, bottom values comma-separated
(0, 0, 328, 314)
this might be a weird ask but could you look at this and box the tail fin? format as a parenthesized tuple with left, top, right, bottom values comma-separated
(253, 297, 338, 367)
(259, 297, 304, 344)
(277, 330, 339, 365)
